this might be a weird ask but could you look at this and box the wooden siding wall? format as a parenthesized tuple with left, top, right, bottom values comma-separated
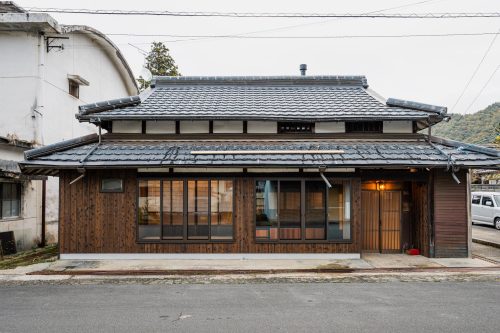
(59, 170, 361, 254)
(433, 169, 468, 258)
(411, 182, 430, 257)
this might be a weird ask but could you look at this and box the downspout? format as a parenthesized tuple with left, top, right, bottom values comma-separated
(319, 166, 332, 188)
(34, 32, 45, 145)
(69, 121, 103, 185)
(37, 33, 46, 248)
(428, 140, 460, 184)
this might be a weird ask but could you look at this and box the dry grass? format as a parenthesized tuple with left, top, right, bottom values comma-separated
(0, 244, 58, 270)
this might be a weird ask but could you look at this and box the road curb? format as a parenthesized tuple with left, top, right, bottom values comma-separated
(472, 238, 500, 249)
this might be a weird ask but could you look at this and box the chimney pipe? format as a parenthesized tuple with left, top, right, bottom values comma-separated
(300, 64, 307, 76)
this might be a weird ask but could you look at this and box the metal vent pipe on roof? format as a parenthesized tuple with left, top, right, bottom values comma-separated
(300, 64, 307, 76)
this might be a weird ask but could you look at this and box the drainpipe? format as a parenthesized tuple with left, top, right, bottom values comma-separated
(34, 32, 45, 145)
(70, 121, 103, 185)
(319, 166, 332, 188)
(37, 32, 46, 248)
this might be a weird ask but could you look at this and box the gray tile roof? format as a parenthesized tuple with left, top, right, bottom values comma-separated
(77, 76, 439, 121)
(20, 138, 500, 171)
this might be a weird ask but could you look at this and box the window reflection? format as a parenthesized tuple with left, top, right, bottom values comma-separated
(328, 183, 351, 240)
(306, 181, 326, 240)
(162, 180, 184, 240)
(138, 179, 234, 242)
(256, 181, 278, 240)
(279, 181, 301, 240)
(138, 180, 161, 240)
(211, 180, 234, 240)
(255, 180, 351, 242)
(188, 180, 209, 240)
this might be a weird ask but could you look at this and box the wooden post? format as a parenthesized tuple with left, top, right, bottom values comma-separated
(40, 179, 46, 248)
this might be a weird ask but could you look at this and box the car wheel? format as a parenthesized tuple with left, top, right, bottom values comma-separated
(495, 218, 500, 230)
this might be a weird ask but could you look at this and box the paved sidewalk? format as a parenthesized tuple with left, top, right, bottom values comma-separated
(0, 253, 498, 283)
(472, 225, 500, 248)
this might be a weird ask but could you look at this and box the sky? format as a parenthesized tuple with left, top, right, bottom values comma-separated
(15, 0, 500, 115)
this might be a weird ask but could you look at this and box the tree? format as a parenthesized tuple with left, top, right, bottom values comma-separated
(138, 42, 181, 90)
(495, 122, 500, 145)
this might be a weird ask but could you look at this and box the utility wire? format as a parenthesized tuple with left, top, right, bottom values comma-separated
(451, 28, 500, 112)
(103, 32, 500, 39)
(462, 63, 500, 115)
(138, 0, 441, 44)
(25, 7, 500, 19)
(226, 0, 441, 37)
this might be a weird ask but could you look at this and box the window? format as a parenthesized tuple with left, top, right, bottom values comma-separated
(279, 181, 301, 239)
(162, 180, 184, 240)
(482, 196, 494, 207)
(256, 179, 351, 242)
(1, 182, 21, 219)
(278, 122, 314, 134)
(138, 179, 233, 242)
(188, 180, 209, 240)
(494, 195, 500, 207)
(471, 195, 481, 205)
(138, 180, 161, 240)
(101, 178, 123, 192)
(210, 180, 234, 240)
(68, 80, 79, 98)
(345, 121, 382, 133)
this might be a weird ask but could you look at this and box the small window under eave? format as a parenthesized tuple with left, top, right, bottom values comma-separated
(67, 74, 90, 99)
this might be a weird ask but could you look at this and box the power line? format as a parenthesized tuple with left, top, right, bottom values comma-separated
(137, 0, 441, 44)
(462, 63, 500, 115)
(104, 32, 500, 40)
(451, 28, 500, 113)
(25, 7, 500, 19)
(228, 0, 441, 37)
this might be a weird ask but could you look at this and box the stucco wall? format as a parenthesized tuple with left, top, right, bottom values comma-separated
(0, 29, 136, 247)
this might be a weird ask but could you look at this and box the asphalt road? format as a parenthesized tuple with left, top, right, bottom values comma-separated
(1, 282, 499, 332)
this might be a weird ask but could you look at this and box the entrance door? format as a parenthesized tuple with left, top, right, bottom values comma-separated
(361, 191, 379, 251)
(362, 190, 402, 253)
(380, 191, 401, 252)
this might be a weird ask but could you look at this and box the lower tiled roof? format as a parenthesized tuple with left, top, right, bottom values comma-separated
(20, 138, 500, 173)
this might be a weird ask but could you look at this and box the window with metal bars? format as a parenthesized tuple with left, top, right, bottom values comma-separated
(277, 122, 314, 134)
(345, 121, 383, 133)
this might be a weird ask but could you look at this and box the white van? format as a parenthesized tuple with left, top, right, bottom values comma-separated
(471, 192, 500, 230)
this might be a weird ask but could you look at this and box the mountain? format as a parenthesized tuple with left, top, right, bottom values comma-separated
(430, 102, 500, 145)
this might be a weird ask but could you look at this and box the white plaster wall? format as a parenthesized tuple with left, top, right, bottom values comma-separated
(180, 120, 209, 133)
(146, 121, 175, 134)
(0, 29, 136, 239)
(213, 121, 243, 133)
(315, 122, 345, 133)
(383, 121, 413, 134)
(0, 145, 24, 161)
(112, 120, 142, 133)
(247, 121, 277, 133)
(0, 31, 39, 142)
(42, 31, 133, 143)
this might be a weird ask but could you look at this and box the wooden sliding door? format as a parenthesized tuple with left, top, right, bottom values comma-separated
(362, 190, 401, 253)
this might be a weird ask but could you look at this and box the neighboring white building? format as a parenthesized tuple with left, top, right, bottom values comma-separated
(0, 2, 138, 250)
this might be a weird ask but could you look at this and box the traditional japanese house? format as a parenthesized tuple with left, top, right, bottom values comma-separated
(19, 74, 500, 259)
